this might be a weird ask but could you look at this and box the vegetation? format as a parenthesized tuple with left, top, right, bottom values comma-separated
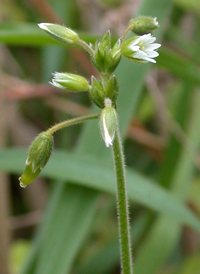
(0, 0, 200, 274)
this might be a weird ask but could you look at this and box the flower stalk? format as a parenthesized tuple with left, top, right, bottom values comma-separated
(47, 113, 99, 135)
(77, 38, 95, 56)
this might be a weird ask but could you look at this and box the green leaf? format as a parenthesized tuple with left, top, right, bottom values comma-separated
(157, 47, 200, 86)
(176, 251, 200, 274)
(75, 213, 150, 274)
(134, 216, 181, 274)
(174, 0, 200, 15)
(1, 148, 200, 232)
(34, 183, 98, 274)
(133, 86, 200, 274)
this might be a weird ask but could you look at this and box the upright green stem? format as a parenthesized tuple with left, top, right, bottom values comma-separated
(112, 126, 133, 274)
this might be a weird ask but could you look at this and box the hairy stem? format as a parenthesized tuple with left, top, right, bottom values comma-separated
(120, 25, 132, 41)
(47, 113, 99, 134)
(112, 126, 133, 274)
(78, 39, 94, 56)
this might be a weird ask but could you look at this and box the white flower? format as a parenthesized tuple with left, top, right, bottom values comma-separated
(122, 33, 161, 63)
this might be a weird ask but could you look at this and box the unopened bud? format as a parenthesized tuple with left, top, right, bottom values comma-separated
(38, 23, 79, 45)
(89, 75, 119, 108)
(104, 75, 119, 104)
(129, 16, 159, 35)
(100, 100, 118, 147)
(19, 131, 54, 188)
(50, 72, 89, 92)
(89, 76, 105, 108)
(92, 31, 121, 73)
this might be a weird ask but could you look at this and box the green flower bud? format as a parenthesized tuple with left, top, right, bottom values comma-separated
(38, 23, 79, 45)
(50, 72, 89, 92)
(91, 31, 121, 74)
(104, 75, 119, 104)
(128, 16, 159, 35)
(100, 99, 118, 147)
(89, 76, 105, 108)
(19, 131, 54, 188)
(89, 75, 119, 108)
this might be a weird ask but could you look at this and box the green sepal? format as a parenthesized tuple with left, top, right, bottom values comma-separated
(89, 75, 119, 108)
(89, 76, 105, 108)
(105, 75, 119, 103)
(121, 37, 143, 63)
(92, 41, 105, 72)
(19, 165, 41, 188)
(99, 30, 111, 53)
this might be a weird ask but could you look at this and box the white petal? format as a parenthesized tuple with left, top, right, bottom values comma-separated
(133, 50, 148, 59)
(139, 34, 156, 44)
(144, 50, 159, 58)
(103, 117, 113, 147)
(145, 57, 156, 63)
(146, 43, 161, 50)
(54, 72, 66, 77)
(50, 80, 65, 89)
(38, 23, 52, 31)
(154, 17, 159, 26)
(129, 44, 140, 52)
(130, 37, 140, 46)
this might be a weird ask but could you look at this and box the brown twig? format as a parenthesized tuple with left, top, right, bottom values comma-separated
(128, 119, 165, 151)
(45, 95, 89, 117)
(0, 73, 61, 100)
(7, 210, 42, 230)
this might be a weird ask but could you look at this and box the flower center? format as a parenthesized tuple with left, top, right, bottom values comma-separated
(138, 43, 145, 50)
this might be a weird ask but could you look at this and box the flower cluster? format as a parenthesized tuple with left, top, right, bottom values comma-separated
(19, 16, 160, 187)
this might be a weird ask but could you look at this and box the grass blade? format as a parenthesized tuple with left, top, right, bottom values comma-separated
(1, 148, 200, 232)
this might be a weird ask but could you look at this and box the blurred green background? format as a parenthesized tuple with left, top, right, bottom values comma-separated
(0, 0, 200, 274)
